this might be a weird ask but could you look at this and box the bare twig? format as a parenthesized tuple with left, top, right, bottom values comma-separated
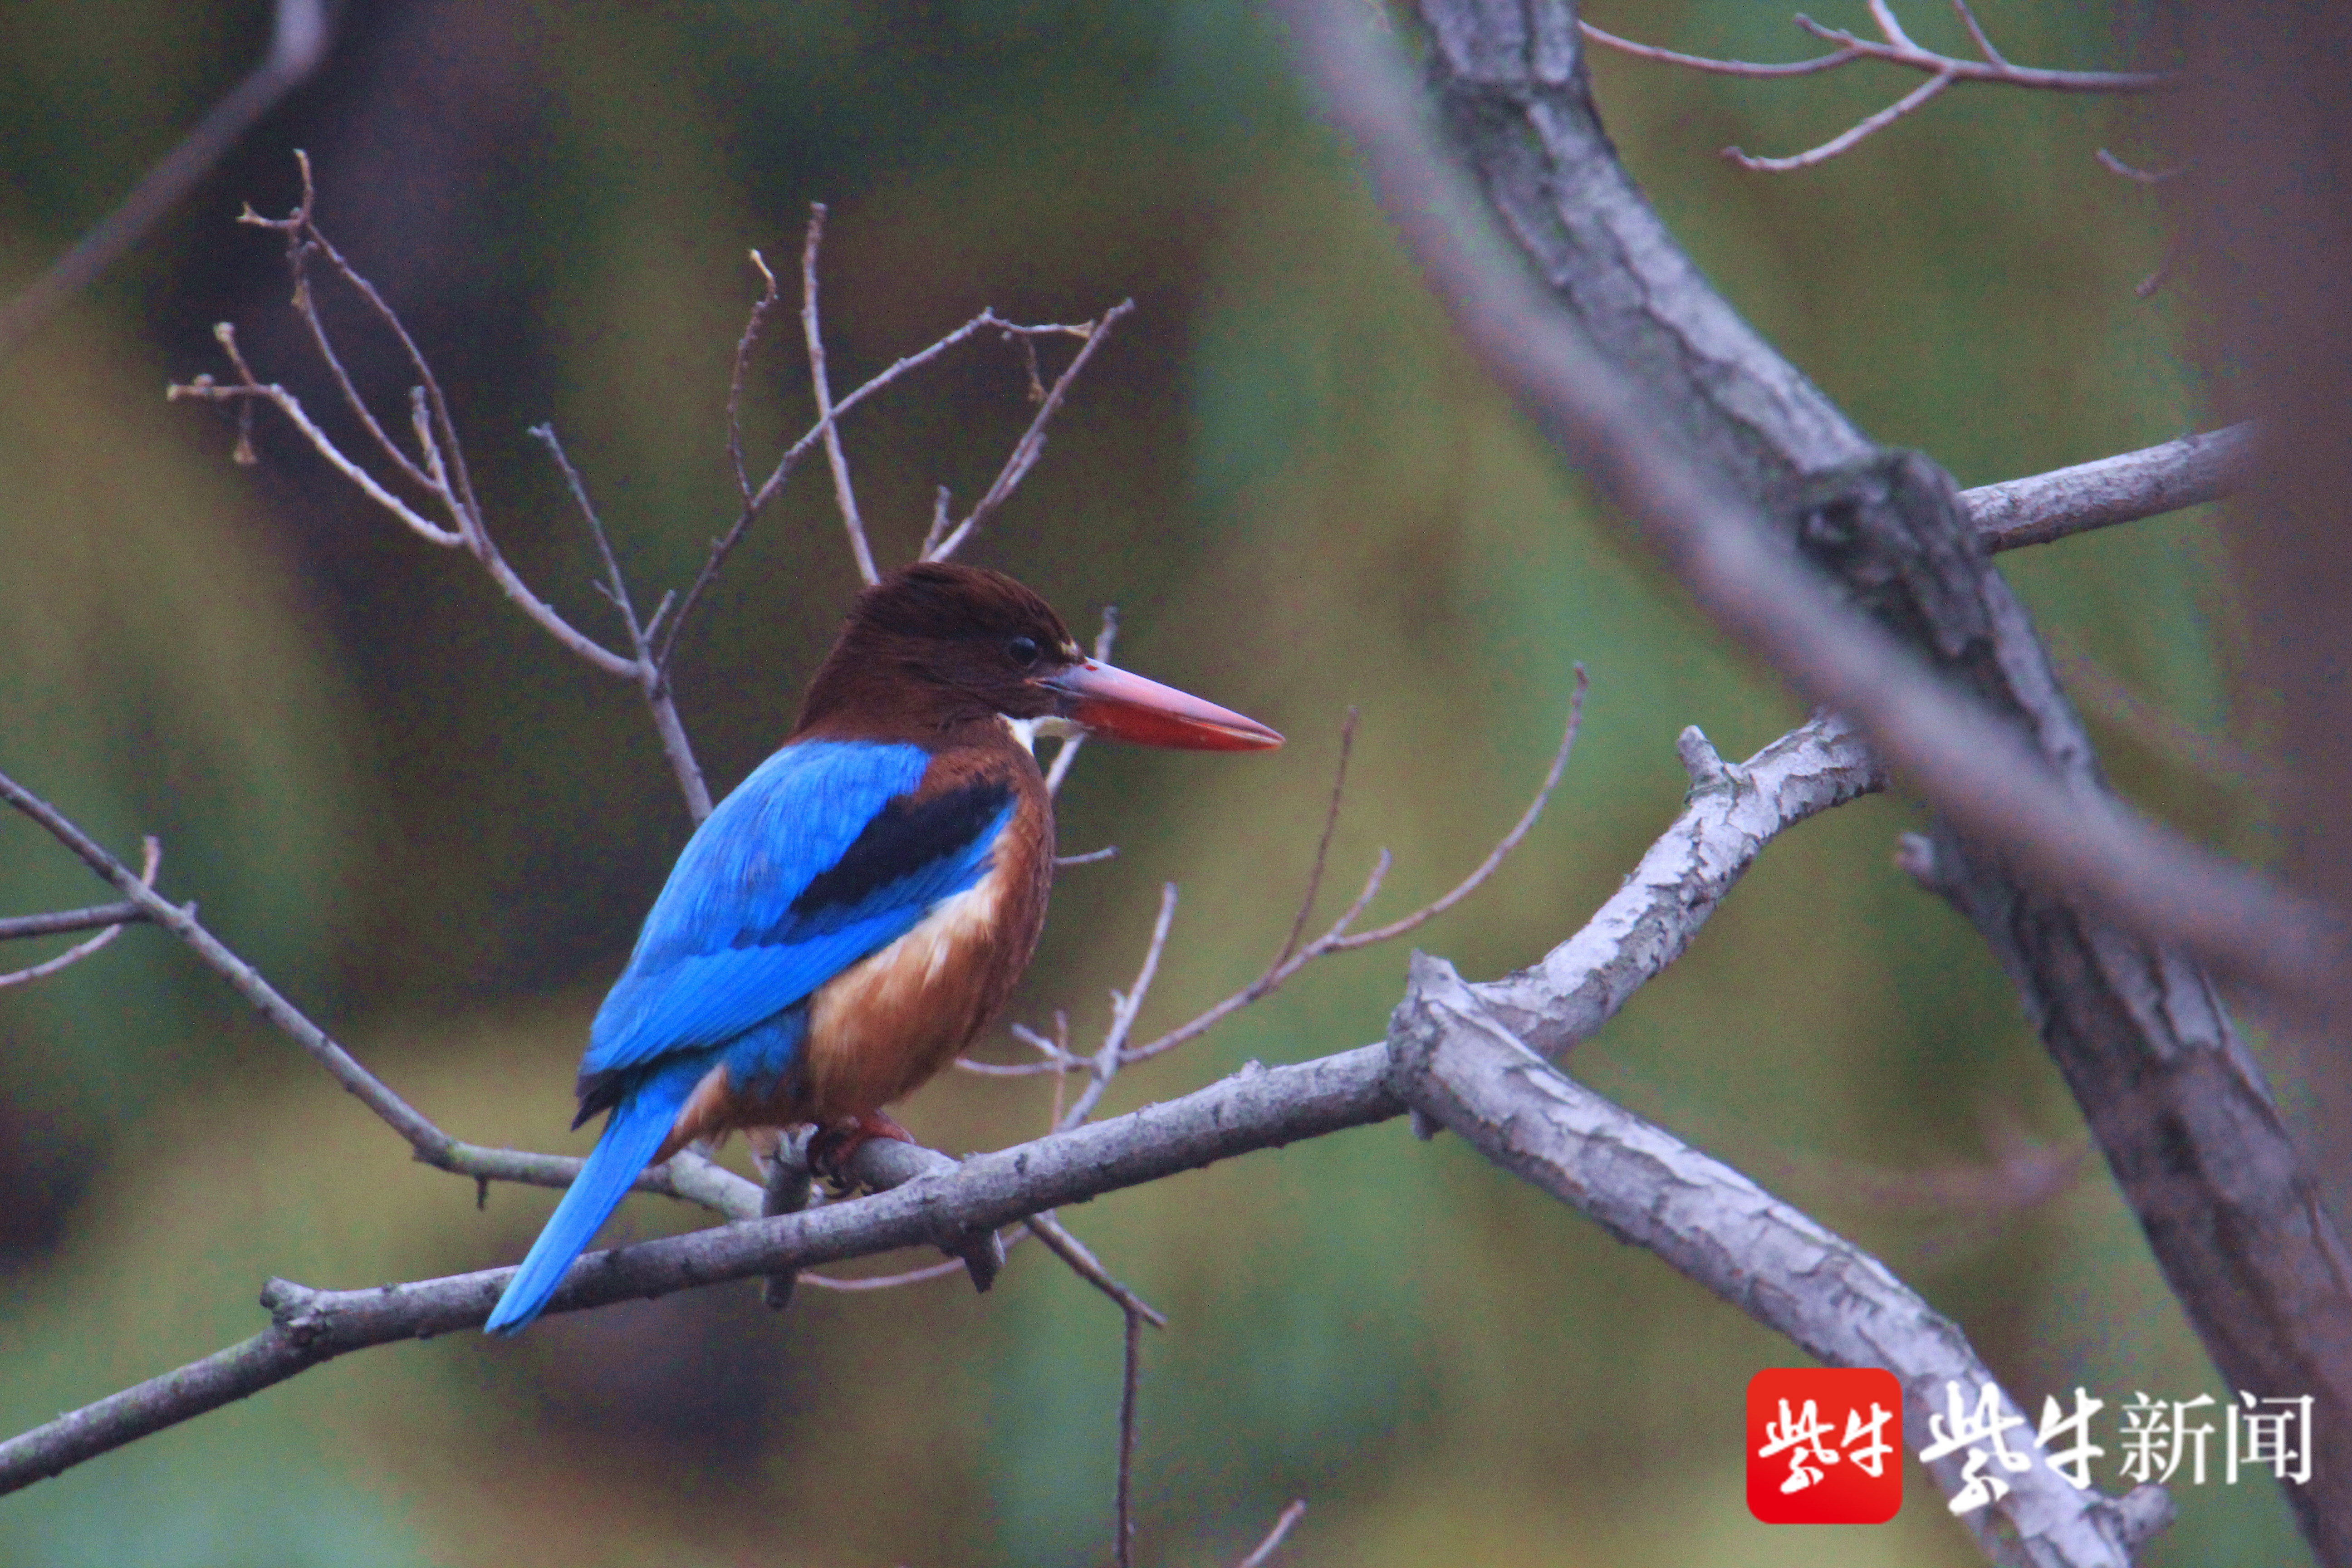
(1024, 1212, 1168, 1328)
(1059, 883, 1180, 1128)
(0, 900, 147, 943)
(1044, 607, 1121, 797)
(799, 205, 880, 586)
(0, 767, 760, 1216)
(1116, 1303, 1144, 1568)
(0, 0, 332, 360)
(799, 1255, 970, 1292)
(926, 300, 1139, 564)
(1276, 708, 1359, 967)
(1725, 68, 1957, 173)
(920, 484, 955, 557)
(171, 163, 638, 679)
(529, 424, 713, 820)
(2096, 147, 2187, 185)
(1963, 422, 2251, 552)
(1331, 668, 1586, 950)
(727, 249, 784, 505)
(1119, 673, 1586, 1070)
(1054, 846, 1119, 868)
(1235, 1500, 1309, 1568)
(0, 838, 160, 990)
(1581, 6, 2171, 172)
(959, 1020, 1083, 1077)
(657, 305, 1109, 672)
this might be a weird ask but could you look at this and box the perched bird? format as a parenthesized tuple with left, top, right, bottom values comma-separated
(485, 562, 1281, 1333)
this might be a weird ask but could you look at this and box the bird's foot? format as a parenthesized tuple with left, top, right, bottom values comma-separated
(807, 1112, 916, 1191)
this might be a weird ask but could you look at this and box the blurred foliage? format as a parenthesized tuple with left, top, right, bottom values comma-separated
(0, 0, 2306, 1565)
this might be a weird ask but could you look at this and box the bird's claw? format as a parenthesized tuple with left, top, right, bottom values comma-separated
(807, 1112, 917, 1192)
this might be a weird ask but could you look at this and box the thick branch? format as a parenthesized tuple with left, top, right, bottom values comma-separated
(0, 1048, 1406, 1493)
(1474, 712, 1882, 1054)
(1391, 956, 2169, 1568)
(1310, 3, 2352, 1556)
(1298, 0, 2349, 1015)
(0, 699, 1818, 1490)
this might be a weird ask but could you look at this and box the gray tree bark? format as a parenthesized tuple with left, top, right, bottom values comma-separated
(1409, 2, 2352, 1558)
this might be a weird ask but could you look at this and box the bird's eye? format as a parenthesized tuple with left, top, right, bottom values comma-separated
(1007, 636, 1041, 668)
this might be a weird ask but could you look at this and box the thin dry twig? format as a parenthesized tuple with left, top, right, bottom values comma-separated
(1235, 1500, 1309, 1568)
(1059, 883, 1181, 1127)
(168, 157, 636, 674)
(1024, 1212, 1169, 1328)
(1276, 707, 1359, 967)
(0, 900, 147, 943)
(2096, 146, 2187, 185)
(1116, 1303, 1144, 1568)
(657, 300, 1114, 672)
(925, 300, 1139, 564)
(1582, 3, 2171, 172)
(726, 248, 784, 504)
(798, 1227, 1033, 1294)
(799, 204, 879, 586)
(965, 682, 1583, 1085)
(1125, 669, 1585, 1066)
(1044, 607, 1120, 798)
(0, 767, 754, 1216)
(0, 838, 160, 990)
(529, 423, 711, 818)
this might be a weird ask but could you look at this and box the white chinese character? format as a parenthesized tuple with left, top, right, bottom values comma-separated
(1919, 1380, 2032, 1514)
(1843, 1402, 1895, 1478)
(1759, 1398, 1843, 1493)
(2230, 1392, 2314, 1485)
(2118, 1392, 2215, 1485)
(2035, 1388, 2107, 1490)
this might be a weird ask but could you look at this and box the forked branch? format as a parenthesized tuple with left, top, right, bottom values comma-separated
(1583, 0, 2171, 171)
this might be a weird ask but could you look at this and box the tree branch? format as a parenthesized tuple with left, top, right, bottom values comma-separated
(1964, 423, 2252, 553)
(0, 708, 1986, 1515)
(0, 838, 160, 989)
(1474, 712, 1882, 1055)
(0, 1046, 1406, 1494)
(925, 300, 1139, 564)
(1580, 3, 2170, 173)
(0, 900, 147, 942)
(1302, 2, 2352, 1555)
(1390, 955, 2168, 1568)
(799, 204, 881, 586)
(1235, 1500, 1309, 1568)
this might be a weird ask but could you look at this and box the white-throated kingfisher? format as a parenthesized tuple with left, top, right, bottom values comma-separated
(485, 562, 1281, 1333)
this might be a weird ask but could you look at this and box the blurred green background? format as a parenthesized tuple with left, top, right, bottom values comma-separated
(0, 1, 2300, 1564)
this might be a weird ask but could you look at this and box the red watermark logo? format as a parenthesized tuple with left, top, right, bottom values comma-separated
(1747, 1367, 1903, 1524)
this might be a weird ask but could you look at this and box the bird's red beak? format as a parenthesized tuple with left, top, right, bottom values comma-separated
(1040, 659, 1283, 751)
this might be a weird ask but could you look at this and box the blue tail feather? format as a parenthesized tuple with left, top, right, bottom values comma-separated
(484, 1055, 707, 1335)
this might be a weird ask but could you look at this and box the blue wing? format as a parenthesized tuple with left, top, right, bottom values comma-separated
(486, 738, 1017, 1336)
(581, 738, 1014, 1083)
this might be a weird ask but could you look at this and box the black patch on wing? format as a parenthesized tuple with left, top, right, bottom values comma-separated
(573, 1068, 625, 1129)
(778, 779, 1013, 928)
